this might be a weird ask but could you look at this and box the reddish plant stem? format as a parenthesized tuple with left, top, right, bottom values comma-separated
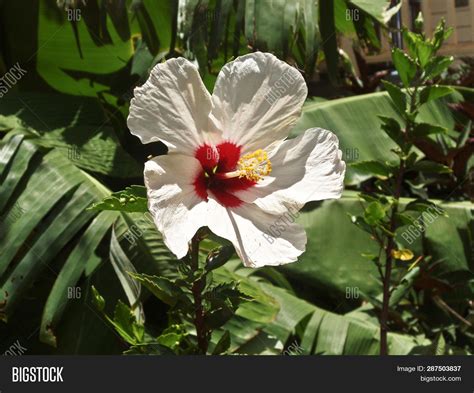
(379, 162, 404, 355)
(190, 235, 208, 354)
(380, 82, 419, 355)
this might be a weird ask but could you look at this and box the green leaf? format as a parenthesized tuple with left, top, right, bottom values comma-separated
(410, 160, 452, 174)
(349, 214, 374, 234)
(334, 0, 356, 35)
(415, 40, 433, 68)
(112, 300, 141, 344)
(0, 115, 31, 135)
(378, 115, 404, 147)
(204, 282, 249, 310)
(128, 272, 183, 306)
(109, 227, 143, 321)
(88, 186, 148, 213)
(381, 80, 406, 113)
(292, 88, 466, 185)
(212, 330, 231, 355)
(363, 201, 386, 225)
(40, 211, 118, 347)
(350, 9, 381, 51)
(157, 325, 185, 351)
(300, 309, 324, 354)
(424, 56, 453, 80)
(431, 18, 453, 51)
(131, 0, 175, 56)
(208, 0, 234, 61)
(389, 267, 420, 307)
(263, 284, 417, 355)
(31, 127, 142, 178)
(419, 85, 454, 105)
(131, 39, 154, 78)
(0, 134, 27, 185)
(91, 286, 106, 312)
(349, 0, 401, 24)
(404, 199, 446, 216)
(205, 306, 235, 330)
(402, 30, 419, 59)
(434, 333, 446, 356)
(212, 268, 279, 325)
(394, 212, 418, 227)
(125, 343, 174, 355)
(0, 132, 173, 352)
(391, 48, 416, 87)
(401, 27, 432, 68)
(301, 0, 320, 77)
(0, 94, 142, 178)
(245, 0, 293, 58)
(33, 2, 134, 97)
(350, 160, 393, 179)
(206, 245, 235, 271)
(284, 192, 472, 303)
(0, 160, 99, 314)
(412, 123, 447, 138)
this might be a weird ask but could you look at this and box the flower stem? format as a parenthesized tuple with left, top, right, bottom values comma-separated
(380, 85, 416, 355)
(190, 234, 209, 354)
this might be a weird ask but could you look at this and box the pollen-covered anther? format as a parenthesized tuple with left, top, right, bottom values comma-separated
(236, 149, 272, 181)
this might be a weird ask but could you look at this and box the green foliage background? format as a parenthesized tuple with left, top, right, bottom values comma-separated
(0, 0, 472, 355)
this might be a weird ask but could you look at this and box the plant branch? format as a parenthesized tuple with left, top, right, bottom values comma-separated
(379, 81, 420, 355)
(190, 234, 209, 354)
(379, 160, 405, 355)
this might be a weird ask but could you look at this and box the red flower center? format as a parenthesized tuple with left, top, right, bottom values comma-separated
(193, 142, 257, 207)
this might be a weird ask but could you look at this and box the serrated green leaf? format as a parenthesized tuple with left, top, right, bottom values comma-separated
(112, 300, 140, 344)
(424, 56, 453, 80)
(156, 332, 182, 350)
(419, 85, 454, 105)
(415, 40, 433, 68)
(412, 123, 448, 138)
(382, 80, 406, 113)
(431, 18, 453, 51)
(128, 272, 183, 306)
(402, 29, 420, 59)
(88, 186, 148, 213)
(391, 48, 416, 87)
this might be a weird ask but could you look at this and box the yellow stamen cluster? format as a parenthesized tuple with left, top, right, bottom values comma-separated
(237, 149, 272, 181)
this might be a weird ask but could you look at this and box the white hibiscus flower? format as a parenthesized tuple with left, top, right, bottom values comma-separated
(128, 52, 345, 268)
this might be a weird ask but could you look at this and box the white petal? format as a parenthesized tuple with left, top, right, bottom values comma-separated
(206, 198, 307, 267)
(210, 52, 307, 153)
(145, 154, 207, 258)
(236, 128, 346, 214)
(128, 57, 217, 154)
